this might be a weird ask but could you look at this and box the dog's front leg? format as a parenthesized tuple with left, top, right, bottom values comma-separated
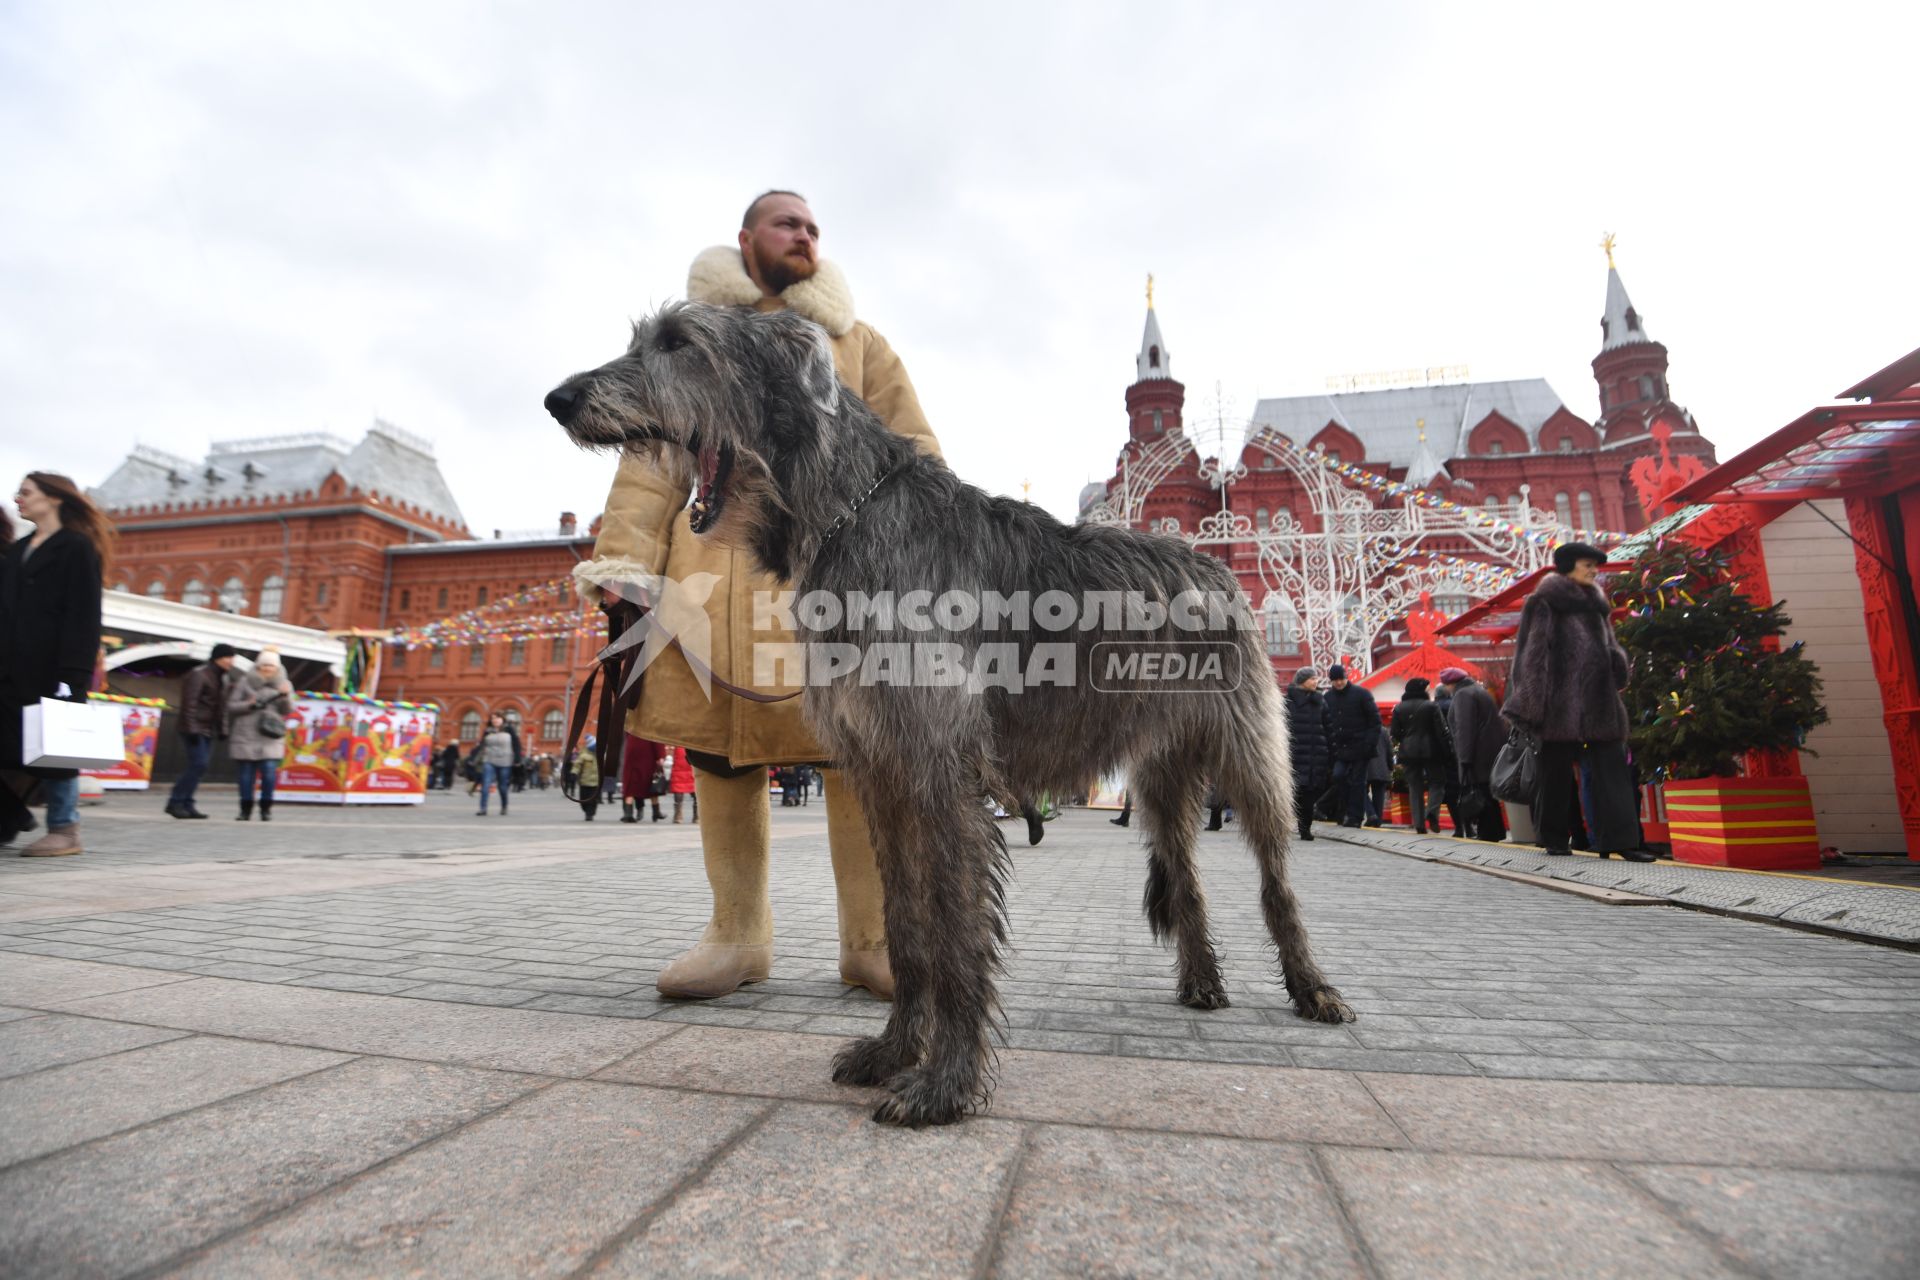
(864, 781, 1005, 1128)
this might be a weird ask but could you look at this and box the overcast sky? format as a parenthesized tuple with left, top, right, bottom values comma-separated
(3, 1, 1914, 537)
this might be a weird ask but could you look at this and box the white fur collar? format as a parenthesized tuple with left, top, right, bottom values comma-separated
(687, 246, 855, 337)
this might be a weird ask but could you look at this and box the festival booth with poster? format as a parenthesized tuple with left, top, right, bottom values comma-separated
(275, 692, 439, 805)
(79, 694, 167, 790)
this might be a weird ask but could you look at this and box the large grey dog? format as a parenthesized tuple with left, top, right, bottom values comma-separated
(545, 302, 1353, 1126)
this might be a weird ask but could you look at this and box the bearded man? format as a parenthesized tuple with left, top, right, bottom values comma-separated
(575, 190, 939, 999)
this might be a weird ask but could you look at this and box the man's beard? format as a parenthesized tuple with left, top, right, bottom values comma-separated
(752, 244, 817, 294)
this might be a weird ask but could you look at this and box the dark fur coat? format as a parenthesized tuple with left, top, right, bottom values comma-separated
(1502, 571, 1631, 743)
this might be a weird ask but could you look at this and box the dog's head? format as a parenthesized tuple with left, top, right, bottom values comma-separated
(544, 302, 844, 541)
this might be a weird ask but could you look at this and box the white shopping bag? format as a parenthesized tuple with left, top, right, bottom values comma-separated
(21, 698, 127, 769)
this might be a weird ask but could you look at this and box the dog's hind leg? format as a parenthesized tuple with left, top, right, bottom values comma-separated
(1133, 749, 1229, 1010)
(1213, 698, 1355, 1025)
(866, 773, 1007, 1128)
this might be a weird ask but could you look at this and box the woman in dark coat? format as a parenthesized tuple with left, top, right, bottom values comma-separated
(1502, 542, 1653, 861)
(1389, 677, 1444, 834)
(1, 473, 108, 857)
(1285, 667, 1333, 841)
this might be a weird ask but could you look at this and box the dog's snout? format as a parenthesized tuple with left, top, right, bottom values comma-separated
(544, 383, 583, 425)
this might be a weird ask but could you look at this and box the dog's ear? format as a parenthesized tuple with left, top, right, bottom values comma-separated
(757, 310, 841, 417)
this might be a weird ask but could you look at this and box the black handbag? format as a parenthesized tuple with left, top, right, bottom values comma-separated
(1490, 727, 1540, 805)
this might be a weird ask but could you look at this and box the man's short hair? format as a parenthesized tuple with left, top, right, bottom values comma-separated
(742, 189, 808, 229)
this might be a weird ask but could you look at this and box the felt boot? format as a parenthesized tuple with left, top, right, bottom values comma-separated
(822, 769, 893, 1000)
(656, 767, 774, 998)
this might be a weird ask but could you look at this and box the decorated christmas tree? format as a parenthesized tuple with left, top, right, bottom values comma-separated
(1610, 541, 1827, 781)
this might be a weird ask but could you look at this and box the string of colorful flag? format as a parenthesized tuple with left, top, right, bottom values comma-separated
(1262, 435, 1628, 546)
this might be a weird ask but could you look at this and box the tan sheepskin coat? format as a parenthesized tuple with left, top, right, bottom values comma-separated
(573, 247, 942, 765)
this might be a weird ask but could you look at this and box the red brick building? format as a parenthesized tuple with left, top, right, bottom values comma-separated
(92, 421, 601, 752)
(1089, 256, 1718, 671)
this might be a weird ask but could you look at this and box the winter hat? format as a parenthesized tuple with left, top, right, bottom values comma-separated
(1404, 677, 1430, 697)
(1291, 667, 1317, 686)
(1326, 663, 1347, 681)
(209, 643, 238, 661)
(1552, 542, 1606, 574)
(1438, 667, 1468, 685)
(252, 648, 283, 671)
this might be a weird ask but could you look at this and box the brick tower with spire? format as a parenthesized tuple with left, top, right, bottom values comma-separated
(1589, 235, 1717, 521)
(1113, 276, 1213, 532)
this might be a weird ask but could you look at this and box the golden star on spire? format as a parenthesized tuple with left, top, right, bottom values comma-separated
(1600, 231, 1617, 269)
(1417, 417, 1427, 442)
(1146, 273, 1154, 310)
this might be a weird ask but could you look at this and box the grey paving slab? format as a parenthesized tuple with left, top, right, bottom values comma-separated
(0, 1056, 539, 1279)
(986, 1049, 1405, 1146)
(1319, 1148, 1740, 1279)
(593, 1101, 1024, 1277)
(993, 1127, 1367, 1278)
(1622, 1164, 1920, 1279)
(0, 1012, 186, 1079)
(49, 975, 683, 1076)
(1325, 824, 1920, 945)
(0, 1005, 42, 1023)
(0, 952, 199, 1007)
(172, 1081, 766, 1280)
(1359, 1073, 1920, 1170)
(0, 1034, 348, 1164)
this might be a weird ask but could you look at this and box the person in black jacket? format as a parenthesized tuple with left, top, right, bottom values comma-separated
(1432, 679, 1462, 835)
(1441, 668, 1508, 842)
(1389, 677, 1443, 834)
(1321, 664, 1380, 828)
(1, 473, 108, 857)
(165, 643, 237, 819)
(1285, 667, 1333, 841)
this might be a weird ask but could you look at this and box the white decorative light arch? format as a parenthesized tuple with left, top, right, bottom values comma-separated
(1082, 427, 1572, 673)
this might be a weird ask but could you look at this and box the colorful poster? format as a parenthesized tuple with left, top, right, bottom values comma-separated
(345, 702, 437, 804)
(276, 697, 354, 802)
(1085, 771, 1129, 810)
(81, 697, 162, 790)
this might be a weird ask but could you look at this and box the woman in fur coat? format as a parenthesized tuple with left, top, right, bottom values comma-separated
(1502, 543, 1654, 861)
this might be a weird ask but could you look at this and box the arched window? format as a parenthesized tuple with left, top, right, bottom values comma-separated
(458, 710, 481, 742)
(1554, 492, 1573, 527)
(468, 642, 485, 668)
(437, 587, 449, 609)
(476, 586, 488, 606)
(181, 578, 210, 608)
(509, 638, 527, 667)
(1254, 507, 1269, 530)
(429, 644, 446, 668)
(1151, 409, 1163, 435)
(1487, 442, 1505, 456)
(111, 581, 130, 593)
(390, 646, 407, 670)
(1577, 491, 1597, 529)
(218, 577, 247, 614)
(1558, 437, 1574, 453)
(1275, 506, 1291, 526)
(1638, 376, 1655, 400)
(541, 709, 565, 742)
(1324, 449, 1340, 462)
(257, 575, 284, 619)
(1483, 497, 1501, 514)
(1148, 344, 1160, 369)
(1263, 596, 1299, 657)
(145, 580, 167, 598)
(1433, 581, 1471, 617)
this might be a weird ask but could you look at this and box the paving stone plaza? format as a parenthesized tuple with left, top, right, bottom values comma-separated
(3, 793, 1918, 1276)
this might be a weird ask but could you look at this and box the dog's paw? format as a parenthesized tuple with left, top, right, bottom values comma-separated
(870, 1067, 973, 1128)
(1293, 984, 1357, 1024)
(832, 1035, 909, 1087)
(1177, 975, 1232, 1011)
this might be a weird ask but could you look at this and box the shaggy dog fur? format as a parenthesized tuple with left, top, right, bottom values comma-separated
(546, 302, 1354, 1126)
